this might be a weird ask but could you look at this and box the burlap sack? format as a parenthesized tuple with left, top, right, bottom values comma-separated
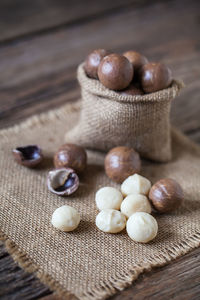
(65, 64, 183, 162)
(0, 101, 200, 300)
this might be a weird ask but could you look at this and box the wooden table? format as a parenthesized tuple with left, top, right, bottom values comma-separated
(0, 0, 200, 299)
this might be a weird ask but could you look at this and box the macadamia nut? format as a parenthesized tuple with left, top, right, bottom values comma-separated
(96, 209, 126, 233)
(95, 187, 123, 211)
(51, 205, 80, 232)
(98, 54, 133, 90)
(139, 62, 172, 93)
(126, 212, 158, 243)
(54, 143, 87, 173)
(121, 174, 151, 196)
(105, 146, 141, 183)
(149, 178, 183, 213)
(120, 194, 151, 218)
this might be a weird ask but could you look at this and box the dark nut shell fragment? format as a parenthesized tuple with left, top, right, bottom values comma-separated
(47, 168, 79, 196)
(12, 145, 43, 167)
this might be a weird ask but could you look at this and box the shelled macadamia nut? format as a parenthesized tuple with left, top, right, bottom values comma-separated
(84, 49, 110, 79)
(98, 54, 133, 90)
(96, 209, 126, 233)
(149, 178, 184, 213)
(121, 174, 151, 197)
(126, 212, 158, 243)
(95, 187, 123, 211)
(120, 194, 151, 218)
(105, 146, 141, 183)
(51, 205, 80, 232)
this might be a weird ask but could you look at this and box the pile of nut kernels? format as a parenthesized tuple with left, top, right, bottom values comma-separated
(84, 49, 172, 94)
(12, 143, 183, 244)
(95, 174, 183, 243)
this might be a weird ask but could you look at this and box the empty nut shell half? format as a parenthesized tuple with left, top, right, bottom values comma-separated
(47, 168, 79, 196)
(12, 145, 43, 167)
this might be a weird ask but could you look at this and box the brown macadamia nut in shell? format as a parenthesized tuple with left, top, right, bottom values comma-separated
(123, 51, 148, 72)
(119, 84, 144, 96)
(149, 178, 184, 213)
(139, 62, 172, 93)
(84, 49, 110, 79)
(104, 146, 141, 183)
(54, 143, 87, 173)
(98, 54, 133, 91)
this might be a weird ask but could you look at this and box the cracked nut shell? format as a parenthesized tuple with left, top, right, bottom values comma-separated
(12, 145, 43, 167)
(149, 178, 184, 213)
(139, 62, 172, 93)
(84, 49, 110, 79)
(47, 168, 79, 196)
(54, 143, 87, 173)
(98, 54, 134, 91)
(104, 146, 141, 183)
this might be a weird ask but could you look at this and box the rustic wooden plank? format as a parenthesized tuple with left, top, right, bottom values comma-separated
(0, 69, 79, 128)
(0, 0, 199, 139)
(0, 0, 200, 299)
(1, 0, 199, 88)
(0, 241, 50, 300)
(1, 240, 200, 300)
(0, 61, 199, 143)
(111, 247, 200, 300)
(0, 0, 141, 42)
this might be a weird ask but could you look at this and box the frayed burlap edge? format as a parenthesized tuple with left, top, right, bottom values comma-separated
(0, 230, 77, 300)
(1, 102, 200, 300)
(1, 228, 200, 300)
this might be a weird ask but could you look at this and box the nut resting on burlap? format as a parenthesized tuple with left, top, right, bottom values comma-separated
(0, 102, 200, 300)
(65, 64, 184, 162)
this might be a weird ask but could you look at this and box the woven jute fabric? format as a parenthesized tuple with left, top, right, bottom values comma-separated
(65, 64, 184, 162)
(0, 101, 200, 300)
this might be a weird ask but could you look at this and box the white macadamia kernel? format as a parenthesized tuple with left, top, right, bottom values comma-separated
(126, 212, 158, 243)
(51, 205, 80, 232)
(121, 174, 151, 196)
(96, 209, 126, 233)
(120, 194, 151, 218)
(95, 187, 123, 211)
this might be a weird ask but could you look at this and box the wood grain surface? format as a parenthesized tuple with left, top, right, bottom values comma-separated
(0, 0, 200, 299)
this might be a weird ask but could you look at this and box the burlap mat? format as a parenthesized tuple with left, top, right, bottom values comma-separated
(0, 101, 200, 300)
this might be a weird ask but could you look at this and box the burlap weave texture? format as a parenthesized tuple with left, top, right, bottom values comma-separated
(0, 102, 200, 300)
(65, 64, 183, 162)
